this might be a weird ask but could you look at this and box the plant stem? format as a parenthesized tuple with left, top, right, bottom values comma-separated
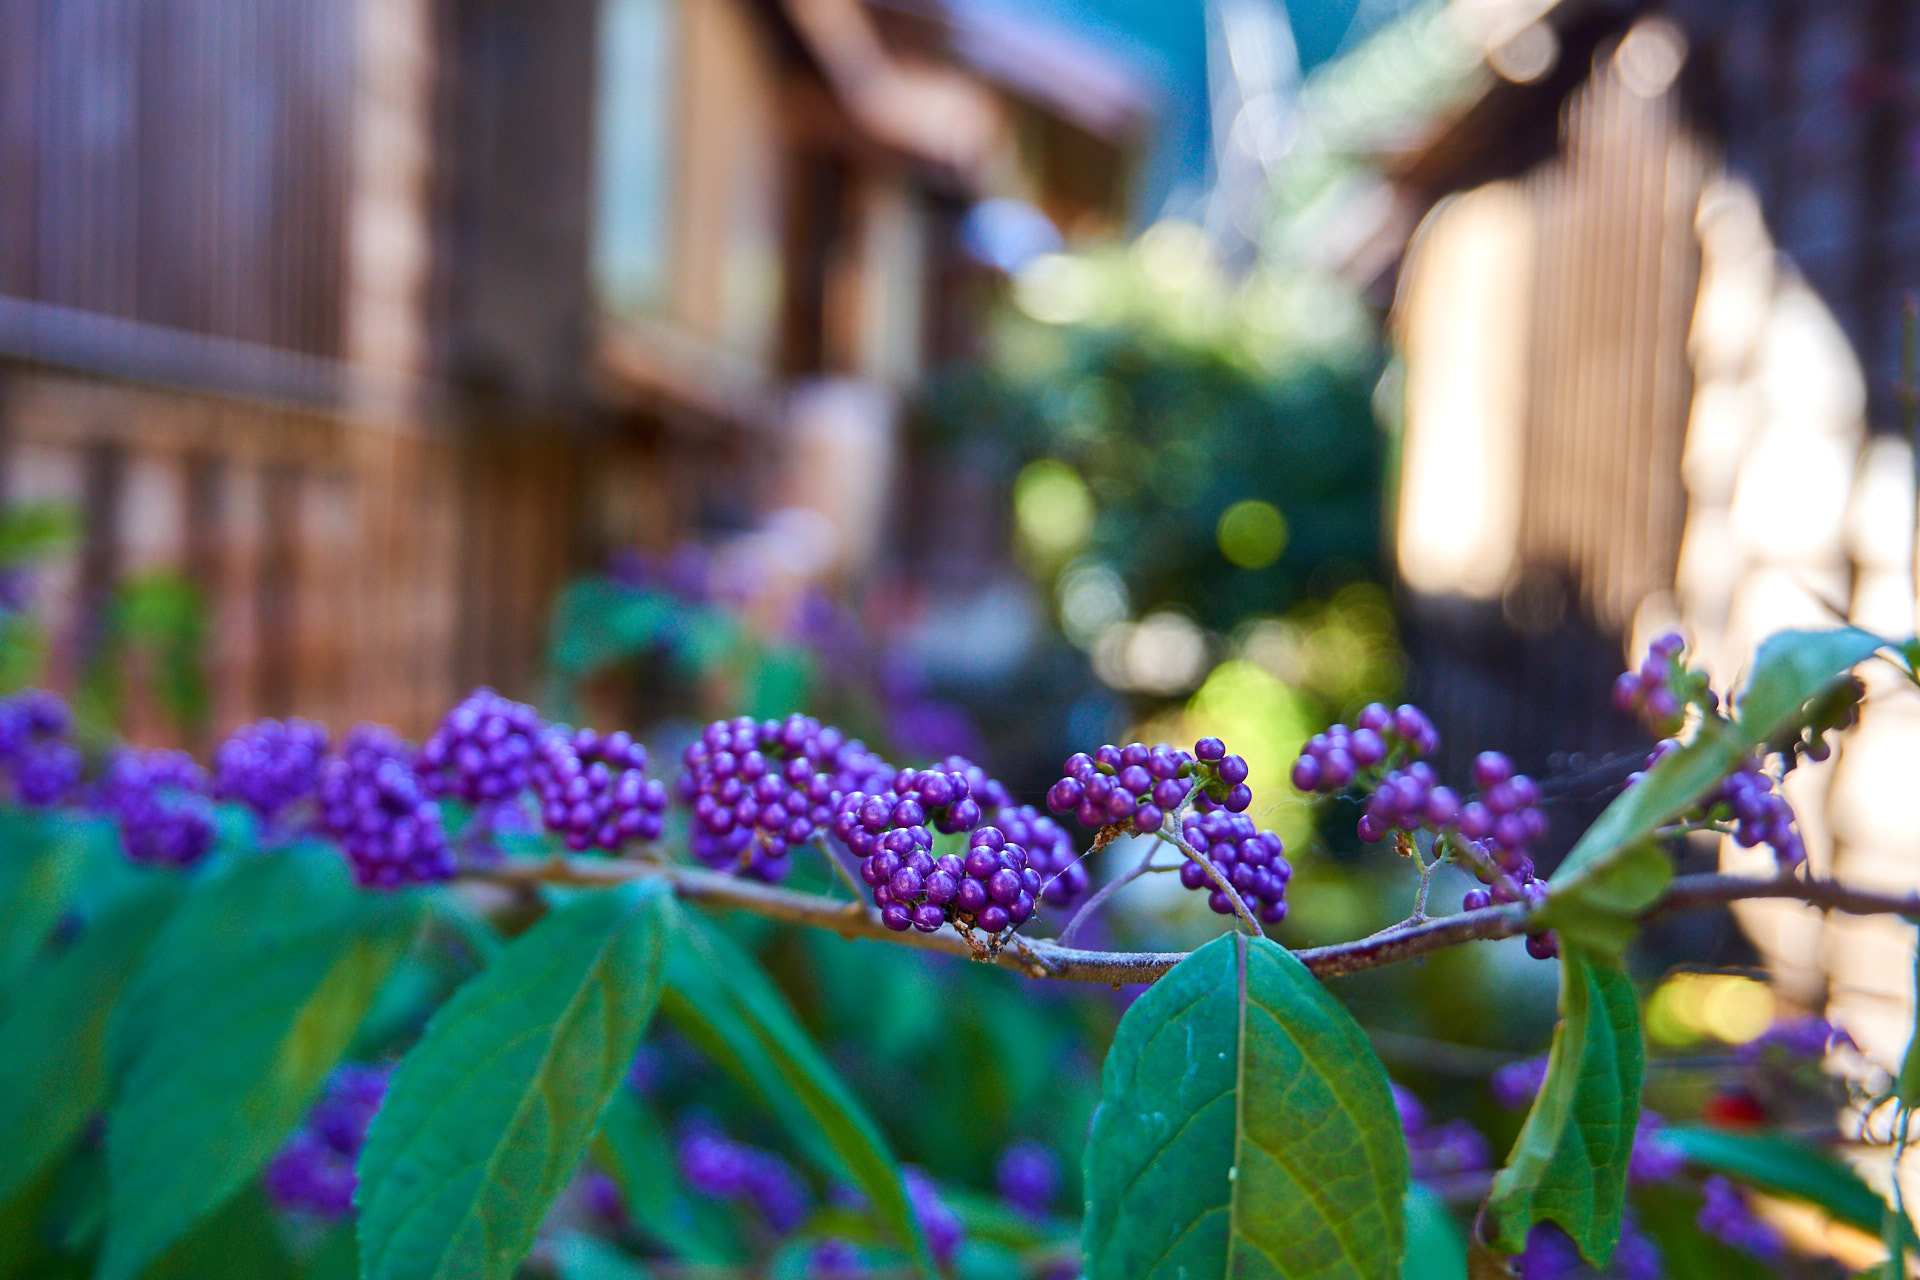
(1057, 838, 1158, 947)
(1162, 823, 1263, 936)
(470, 860, 1920, 985)
(813, 832, 868, 901)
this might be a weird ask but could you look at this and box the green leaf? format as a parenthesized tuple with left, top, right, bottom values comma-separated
(660, 913, 935, 1278)
(98, 851, 420, 1280)
(1733, 627, 1886, 743)
(1883, 1185, 1917, 1280)
(0, 880, 180, 1210)
(1484, 947, 1642, 1265)
(1899, 936, 1920, 1109)
(0, 811, 88, 987)
(1632, 1184, 1775, 1280)
(1549, 721, 1744, 901)
(1659, 1127, 1890, 1235)
(1534, 843, 1671, 958)
(356, 881, 671, 1280)
(594, 1090, 742, 1263)
(1083, 932, 1409, 1280)
(141, 1184, 300, 1280)
(941, 1186, 1067, 1251)
(1550, 627, 1885, 921)
(1401, 1184, 1466, 1280)
(553, 1232, 657, 1280)
(544, 580, 673, 680)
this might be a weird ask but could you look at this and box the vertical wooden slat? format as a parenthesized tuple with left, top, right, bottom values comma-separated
(255, 461, 300, 716)
(0, 0, 39, 299)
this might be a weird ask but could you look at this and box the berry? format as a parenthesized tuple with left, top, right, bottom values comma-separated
(1291, 705, 1437, 798)
(318, 726, 455, 887)
(833, 767, 1037, 937)
(995, 804, 1086, 908)
(1393, 1082, 1491, 1184)
(1050, 737, 1257, 831)
(97, 749, 217, 868)
(1696, 1176, 1783, 1261)
(903, 1166, 963, 1267)
(213, 718, 328, 830)
(0, 691, 79, 808)
(416, 689, 543, 804)
(263, 1063, 390, 1218)
(1736, 1014, 1851, 1065)
(1613, 631, 1696, 731)
(1629, 743, 1805, 870)
(1176, 811, 1290, 923)
(1627, 1111, 1682, 1184)
(1490, 1056, 1548, 1109)
(678, 714, 890, 881)
(807, 1239, 865, 1278)
(678, 1124, 810, 1233)
(533, 727, 668, 857)
(996, 1141, 1060, 1217)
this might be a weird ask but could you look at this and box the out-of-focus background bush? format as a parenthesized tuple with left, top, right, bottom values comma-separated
(7, 0, 1920, 1266)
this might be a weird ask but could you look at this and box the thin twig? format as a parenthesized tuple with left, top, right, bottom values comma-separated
(1161, 823, 1263, 936)
(812, 832, 868, 901)
(1057, 838, 1159, 947)
(1410, 845, 1437, 923)
(469, 859, 1920, 985)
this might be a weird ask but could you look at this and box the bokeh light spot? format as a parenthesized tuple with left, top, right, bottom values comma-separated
(1217, 499, 1289, 569)
(1013, 460, 1093, 560)
(1646, 972, 1775, 1047)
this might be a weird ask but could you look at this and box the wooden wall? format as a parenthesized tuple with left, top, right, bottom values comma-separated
(0, 365, 588, 744)
(0, 0, 353, 358)
(1391, 18, 1714, 841)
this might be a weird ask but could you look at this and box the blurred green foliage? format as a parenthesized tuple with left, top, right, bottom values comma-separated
(924, 221, 1385, 639)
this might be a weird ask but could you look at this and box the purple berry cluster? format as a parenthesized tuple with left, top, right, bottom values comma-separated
(1392, 1084, 1491, 1184)
(212, 718, 328, 830)
(677, 715, 891, 880)
(533, 728, 668, 855)
(1705, 756, 1804, 867)
(994, 803, 1086, 908)
(1631, 740, 1805, 869)
(903, 1166, 963, 1268)
(1696, 1176, 1783, 1261)
(97, 749, 217, 868)
(0, 690, 80, 808)
(1611, 630, 1690, 729)
(1735, 1014, 1852, 1066)
(1361, 750, 1549, 859)
(1291, 707, 1558, 957)
(1451, 756, 1554, 957)
(677, 1125, 810, 1233)
(1295, 704, 1559, 957)
(995, 1141, 1059, 1218)
(806, 1238, 865, 1278)
(1177, 810, 1290, 924)
(1490, 1056, 1550, 1110)
(834, 773, 1040, 935)
(1626, 1111, 1683, 1185)
(417, 689, 543, 805)
(1047, 737, 1251, 834)
(318, 726, 454, 888)
(935, 754, 1087, 908)
(1290, 703, 1439, 795)
(1517, 1219, 1661, 1280)
(263, 1063, 390, 1218)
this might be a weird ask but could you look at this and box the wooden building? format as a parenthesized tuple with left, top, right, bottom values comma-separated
(1371, 0, 1920, 1070)
(0, 0, 1140, 742)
